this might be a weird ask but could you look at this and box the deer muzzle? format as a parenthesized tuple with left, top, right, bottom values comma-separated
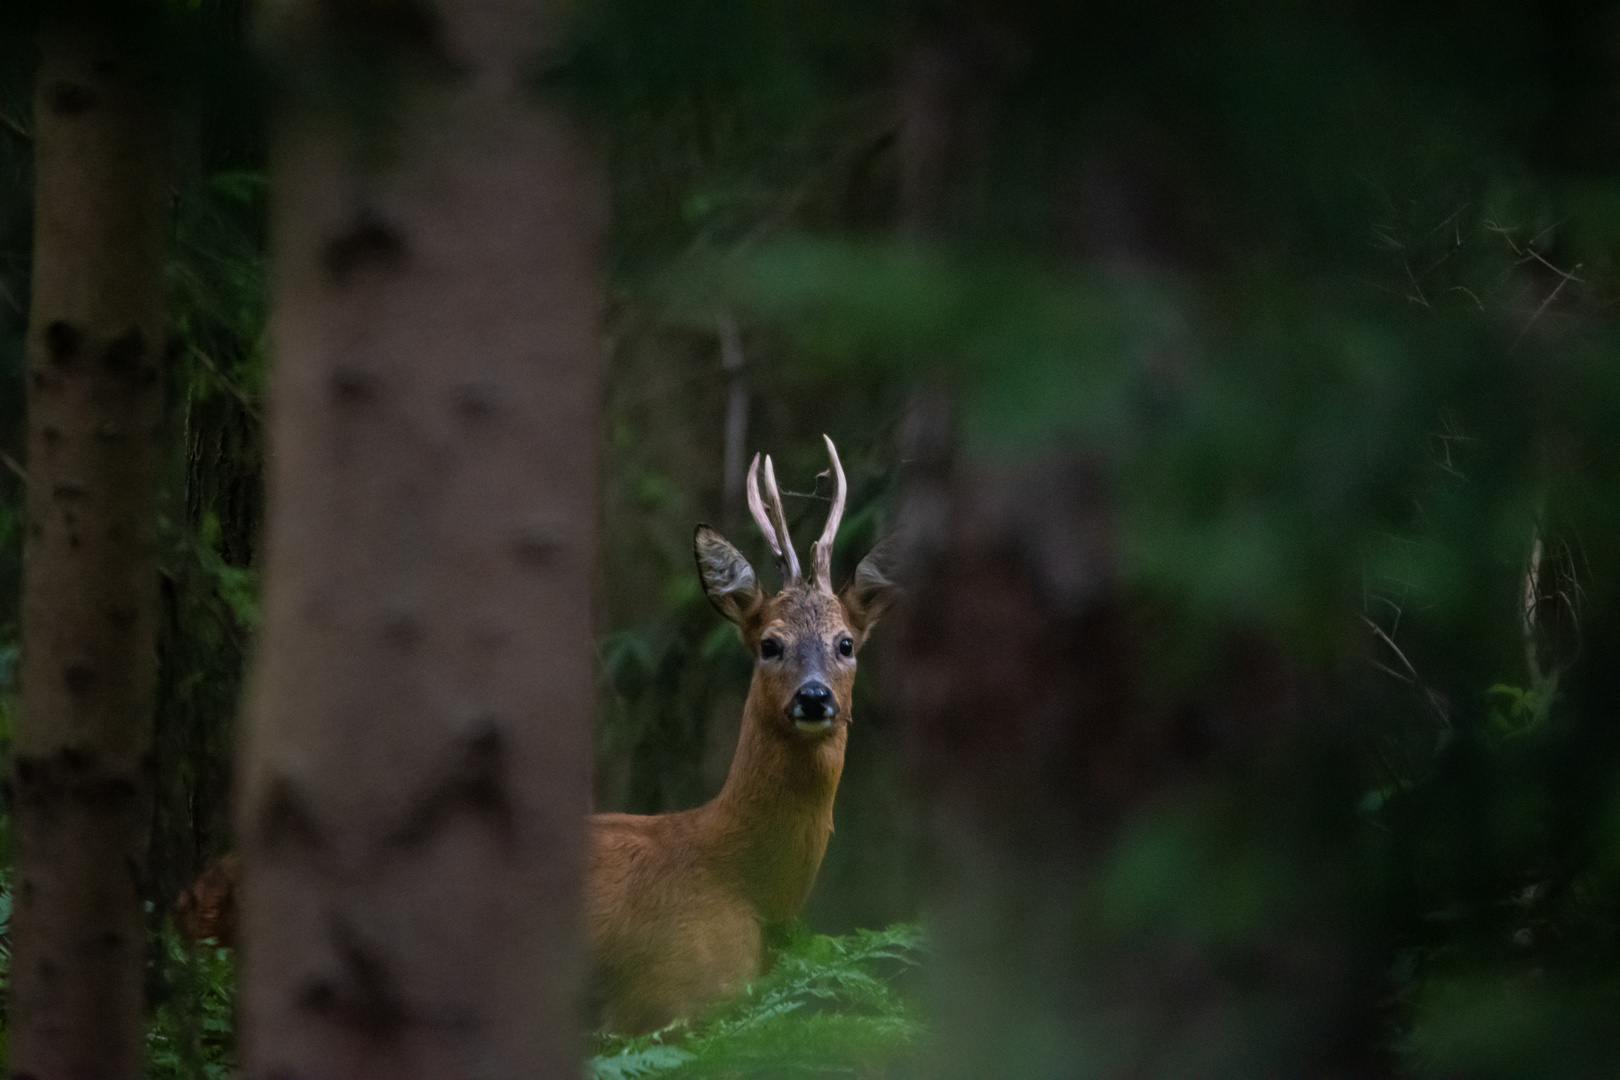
(789, 681, 836, 731)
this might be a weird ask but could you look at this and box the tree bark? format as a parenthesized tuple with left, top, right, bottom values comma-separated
(236, 2, 603, 1076)
(8, 11, 169, 1078)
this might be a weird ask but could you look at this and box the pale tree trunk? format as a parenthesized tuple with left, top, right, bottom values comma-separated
(236, 1, 603, 1076)
(8, 10, 169, 1079)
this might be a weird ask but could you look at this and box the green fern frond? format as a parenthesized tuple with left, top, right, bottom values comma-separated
(588, 921, 927, 1080)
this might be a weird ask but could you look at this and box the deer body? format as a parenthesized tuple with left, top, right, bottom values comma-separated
(587, 687, 845, 1032)
(586, 438, 895, 1033)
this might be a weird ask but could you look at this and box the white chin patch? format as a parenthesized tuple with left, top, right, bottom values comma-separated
(794, 718, 834, 733)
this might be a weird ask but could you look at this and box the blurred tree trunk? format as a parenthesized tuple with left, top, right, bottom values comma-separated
(8, 9, 169, 1078)
(891, 18, 1389, 1076)
(236, 1, 602, 1076)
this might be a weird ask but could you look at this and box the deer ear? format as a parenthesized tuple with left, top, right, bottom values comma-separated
(841, 541, 900, 635)
(694, 526, 763, 625)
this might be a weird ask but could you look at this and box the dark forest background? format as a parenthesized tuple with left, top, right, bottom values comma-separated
(7, 0, 1620, 1075)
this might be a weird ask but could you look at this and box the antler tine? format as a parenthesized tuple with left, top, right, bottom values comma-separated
(746, 453, 784, 563)
(762, 455, 802, 584)
(811, 435, 847, 593)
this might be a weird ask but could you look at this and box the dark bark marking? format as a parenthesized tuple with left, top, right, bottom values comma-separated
(42, 425, 63, 447)
(44, 79, 95, 115)
(380, 605, 420, 648)
(22, 748, 142, 806)
(68, 532, 81, 549)
(102, 327, 143, 370)
(386, 719, 512, 848)
(470, 618, 512, 654)
(102, 326, 147, 377)
(298, 977, 337, 1013)
(326, 0, 461, 76)
(297, 916, 408, 1038)
(513, 522, 559, 565)
(323, 212, 407, 285)
(8, 750, 142, 814)
(256, 776, 327, 854)
(63, 664, 95, 695)
(44, 320, 82, 365)
(84, 775, 138, 806)
(95, 422, 126, 443)
(333, 920, 407, 1036)
(453, 379, 499, 420)
(52, 481, 87, 501)
(19, 878, 35, 903)
(329, 366, 379, 405)
(84, 930, 127, 955)
(107, 603, 137, 629)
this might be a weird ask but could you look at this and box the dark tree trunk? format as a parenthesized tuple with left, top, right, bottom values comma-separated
(236, 1, 603, 1076)
(889, 18, 1390, 1074)
(7, 11, 170, 1078)
(149, 378, 262, 916)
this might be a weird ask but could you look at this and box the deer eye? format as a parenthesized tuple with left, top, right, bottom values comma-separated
(760, 638, 783, 660)
(838, 636, 854, 658)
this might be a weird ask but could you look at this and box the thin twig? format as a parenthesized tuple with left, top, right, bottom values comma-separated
(778, 486, 833, 503)
(0, 110, 29, 143)
(1, 449, 27, 485)
(1523, 532, 1543, 685)
(1365, 656, 1413, 685)
(1362, 614, 1452, 724)
(1425, 203, 1469, 241)
(1362, 614, 1421, 682)
(189, 345, 262, 422)
(1514, 270, 1576, 348)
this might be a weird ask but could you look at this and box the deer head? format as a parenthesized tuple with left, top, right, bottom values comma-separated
(694, 436, 898, 740)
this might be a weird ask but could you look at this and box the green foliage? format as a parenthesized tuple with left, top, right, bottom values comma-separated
(0, 873, 237, 1078)
(588, 923, 926, 1080)
(145, 931, 236, 1080)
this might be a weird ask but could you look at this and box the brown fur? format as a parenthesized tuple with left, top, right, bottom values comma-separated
(173, 852, 240, 947)
(586, 530, 893, 1033)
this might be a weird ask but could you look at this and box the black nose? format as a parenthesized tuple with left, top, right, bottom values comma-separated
(791, 682, 834, 721)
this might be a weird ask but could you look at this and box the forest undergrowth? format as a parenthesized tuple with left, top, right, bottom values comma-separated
(0, 896, 924, 1080)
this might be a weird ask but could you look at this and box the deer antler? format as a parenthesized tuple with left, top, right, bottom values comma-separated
(811, 435, 847, 594)
(746, 440, 845, 590)
(762, 455, 802, 584)
(747, 452, 800, 585)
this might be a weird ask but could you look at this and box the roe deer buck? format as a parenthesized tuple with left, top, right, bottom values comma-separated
(587, 436, 898, 1033)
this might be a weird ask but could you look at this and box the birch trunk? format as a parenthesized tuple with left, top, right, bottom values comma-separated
(8, 12, 169, 1078)
(237, 1, 603, 1076)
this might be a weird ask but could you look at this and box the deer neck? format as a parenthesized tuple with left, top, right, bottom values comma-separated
(704, 679, 847, 924)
